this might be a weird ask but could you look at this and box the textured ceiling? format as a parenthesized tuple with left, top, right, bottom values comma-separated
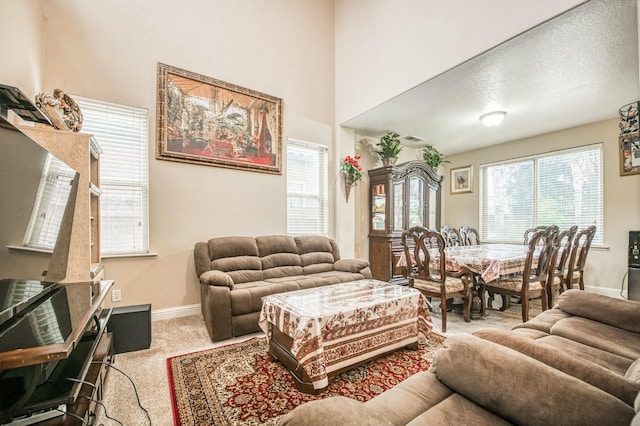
(342, 0, 640, 155)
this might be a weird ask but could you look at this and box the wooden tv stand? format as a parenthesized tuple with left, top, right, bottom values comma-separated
(0, 280, 114, 425)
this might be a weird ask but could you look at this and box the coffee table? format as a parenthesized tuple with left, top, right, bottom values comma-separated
(258, 279, 432, 393)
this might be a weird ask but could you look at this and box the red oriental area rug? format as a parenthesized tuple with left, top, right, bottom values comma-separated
(167, 333, 445, 425)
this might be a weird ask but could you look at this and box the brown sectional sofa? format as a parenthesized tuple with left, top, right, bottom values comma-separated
(280, 290, 640, 425)
(194, 234, 371, 342)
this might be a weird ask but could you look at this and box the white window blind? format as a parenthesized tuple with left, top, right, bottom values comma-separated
(76, 97, 149, 255)
(480, 144, 603, 245)
(25, 155, 75, 250)
(286, 140, 328, 235)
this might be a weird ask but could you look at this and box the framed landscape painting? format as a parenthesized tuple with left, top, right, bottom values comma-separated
(156, 63, 283, 174)
(450, 165, 473, 194)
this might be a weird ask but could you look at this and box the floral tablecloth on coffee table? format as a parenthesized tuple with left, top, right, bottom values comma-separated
(258, 279, 432, 390)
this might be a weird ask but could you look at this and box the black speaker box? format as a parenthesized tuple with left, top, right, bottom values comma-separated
(107, 304, 151, 354)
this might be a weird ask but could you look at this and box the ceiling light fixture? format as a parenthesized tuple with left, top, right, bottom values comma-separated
(479, 111, 506, 127)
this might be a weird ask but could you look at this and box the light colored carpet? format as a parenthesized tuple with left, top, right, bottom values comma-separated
(96, 298, 542, 425)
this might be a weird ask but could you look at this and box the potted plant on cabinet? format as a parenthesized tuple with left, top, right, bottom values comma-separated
(421, 144, 450, 170)
(376, 131, 403, 166)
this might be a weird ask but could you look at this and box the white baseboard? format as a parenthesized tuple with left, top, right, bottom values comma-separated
(151, 303, 201, 322)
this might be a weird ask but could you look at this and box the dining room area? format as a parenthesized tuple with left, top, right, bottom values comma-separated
(399, 224, 597, 334)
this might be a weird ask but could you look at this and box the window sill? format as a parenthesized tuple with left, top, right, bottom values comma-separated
(102, 252, 158, 260)
(7, 245, 52, 254)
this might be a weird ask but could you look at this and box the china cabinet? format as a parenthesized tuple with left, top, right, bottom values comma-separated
(368, 160, 442, 283)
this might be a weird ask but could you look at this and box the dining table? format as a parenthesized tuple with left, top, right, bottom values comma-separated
(398, 243, 541, 317)
(398, 243, 538, 282)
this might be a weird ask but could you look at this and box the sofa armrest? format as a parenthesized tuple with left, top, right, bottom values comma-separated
(558, 289, 640, 334)
(334, 258, 370, 273)
(278, 396, 393, 426)
(199, 270, 234, 289)
(432, 334, 634, 425)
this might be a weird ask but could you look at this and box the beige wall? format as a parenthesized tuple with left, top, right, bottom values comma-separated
(0, 0, 45, 95)
(442, 118, 640, 296)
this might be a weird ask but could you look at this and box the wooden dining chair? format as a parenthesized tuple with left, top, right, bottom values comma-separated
(523, 225, 548, 244)
(441, 225, 463, 247)
(563, 225, 597, 291)
(401, 227, 474, 332)
(459, 226, 480, 245)
(544, 225, 577, 307)
(484, 229, 554, 322)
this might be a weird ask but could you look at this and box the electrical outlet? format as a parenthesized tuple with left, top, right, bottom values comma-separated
(111, 289, 122, 302)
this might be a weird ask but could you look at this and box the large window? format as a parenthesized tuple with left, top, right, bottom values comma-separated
(77, 97, 149, 255)
(286, 139, 328, 235)
(480, 144, 603, 245)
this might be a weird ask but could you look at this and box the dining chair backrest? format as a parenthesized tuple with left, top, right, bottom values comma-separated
(554, 225, 578, 276)
(524, 229, 555, 284)
(441, 225, 462, 247)
(566, 225, 597, 284)
(459, 226, 480, 245)
(523, 225, 548, 244)
(401, 226, 433, 277)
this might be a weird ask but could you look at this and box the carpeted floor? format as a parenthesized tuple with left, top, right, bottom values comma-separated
(96, 298, 542, 425)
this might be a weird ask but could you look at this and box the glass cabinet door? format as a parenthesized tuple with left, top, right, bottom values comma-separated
(371, 183, 386, 232)
(408, 176, 424, 228)
(393, 182, 404, 231)
(428, 184, 438, 228)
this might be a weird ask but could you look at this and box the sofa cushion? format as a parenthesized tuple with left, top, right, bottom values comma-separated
(208, 236, 264, 284)
(550, 316, 640, 361)
(279, 396, 392, 426)
(295, 235, 336, 274)
(557, 289, 640, 334)
(256, 235, 304, 279)
(432, 334, 634, 426)
(536, 334, 633, 376)
(475, 328, 640, 406)
(407, 393, 511, 426)
(626, 358, 640, 383)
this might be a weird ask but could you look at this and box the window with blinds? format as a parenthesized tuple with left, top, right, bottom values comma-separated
(480, 144, 603, 245)
(286, 140, 328, 235)
(25, 155, 76, 250)
(76, 97, 149, 255)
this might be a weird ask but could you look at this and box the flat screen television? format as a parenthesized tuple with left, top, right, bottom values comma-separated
(0, 115, 77, 283)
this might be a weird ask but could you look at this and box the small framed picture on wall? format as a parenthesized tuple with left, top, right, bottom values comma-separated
(450, 165, 473, 194)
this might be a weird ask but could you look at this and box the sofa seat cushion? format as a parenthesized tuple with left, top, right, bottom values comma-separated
(551, 316, 640, 361)
(407, 394, 511, 426)
(305, 271, 365, 284)
(512, 308, 571, 334)
(433, 334, 634, 425)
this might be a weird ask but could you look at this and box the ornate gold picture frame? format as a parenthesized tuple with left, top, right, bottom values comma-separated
(156, 63, 283, 174)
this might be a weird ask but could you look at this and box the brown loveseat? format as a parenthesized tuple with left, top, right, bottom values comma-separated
(194, 234, 371, 342)
(280, 290, 640, 425)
